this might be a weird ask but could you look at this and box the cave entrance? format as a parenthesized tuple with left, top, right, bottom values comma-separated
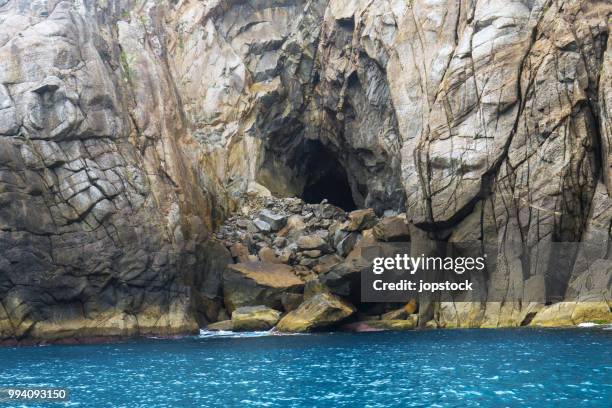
(299, 140, 357, 211)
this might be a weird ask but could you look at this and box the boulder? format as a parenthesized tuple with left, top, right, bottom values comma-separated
(285, 198, 305, 213)
(275, 293, 355, 332)
(253, 219, 271, 232)
(277, 247, 295, 263)
(315, 203, 345, 219)
(299, 258, 317, 267)
(259, 210, 288, 231)
(529, 302, 579, 327)
(312, 254, 343, 274)
(297, 235, 331, 252)
(231, 306, 281, 331)
(230, 243, 250, 263)
(302, 250, 322, 258)
(347, 209, 377, 231)
(530, 302, 612, 327)
(236, 219, 252, 229)
(223, 262, 304, 313)
(334, 231, 360, 256)
(373, 215, 410, 242)
(273, 237, 287, 248)
(320, 257, 369, 300)
(246, 182, 272, 198)
(258, 247, 281, 263)
(207, 320, 233, 331)
(571, 302, 612, 324)
(278, 215, 306, 238)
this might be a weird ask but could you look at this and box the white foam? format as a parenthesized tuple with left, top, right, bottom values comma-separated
(198, 329, 307, 339)
(198, 329, 271, 338)
(577, 322, 612, 330)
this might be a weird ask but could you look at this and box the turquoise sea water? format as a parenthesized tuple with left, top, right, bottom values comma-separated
(0, 328, 610, 407)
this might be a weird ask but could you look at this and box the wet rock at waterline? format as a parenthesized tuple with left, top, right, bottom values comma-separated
(347, 318, 418, 332)
(207, 320, 234, 332)
(231, 306, 282, 331)
(275, 293, 356, 333)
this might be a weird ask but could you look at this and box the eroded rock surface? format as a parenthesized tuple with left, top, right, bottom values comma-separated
(0, 0, 227, 342)
(179, 0, 610, 326)
(1, 0, 611, 341)
(231, 305, 281, 331)
(275, 293, 356, 332)
(223, 262, 304, 313)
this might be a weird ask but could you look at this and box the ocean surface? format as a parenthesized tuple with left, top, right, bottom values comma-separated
(0, 328, 610, 407)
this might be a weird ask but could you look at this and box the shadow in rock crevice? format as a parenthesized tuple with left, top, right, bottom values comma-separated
(299, 140, 357, 211)
(256, 136, 359, 211)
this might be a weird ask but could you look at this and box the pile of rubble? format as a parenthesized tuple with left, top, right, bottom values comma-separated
(207, 194, 417, 333)
(216, 196, 376, 272)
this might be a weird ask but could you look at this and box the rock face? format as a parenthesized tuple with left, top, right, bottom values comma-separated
(0, 0, 230, 343)
(179, 0, 610, 327)
(0, 0, 611, 341)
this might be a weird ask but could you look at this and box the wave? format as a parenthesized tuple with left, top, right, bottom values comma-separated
(198, 329, 307, 339)
(577, 322, 612, 330)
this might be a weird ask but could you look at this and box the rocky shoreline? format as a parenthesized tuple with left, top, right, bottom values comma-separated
(4, 189, 609, 346)
(200, 191, 611, 335)
(5, 320, 612, 348)
(0, 0, 610, 343)
(201, 190, 421, 334)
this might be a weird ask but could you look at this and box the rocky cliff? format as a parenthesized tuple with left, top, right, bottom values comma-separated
(0, 0, 610, 342)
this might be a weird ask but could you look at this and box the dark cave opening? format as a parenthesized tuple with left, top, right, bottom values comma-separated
(299, 140, 357, 212)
